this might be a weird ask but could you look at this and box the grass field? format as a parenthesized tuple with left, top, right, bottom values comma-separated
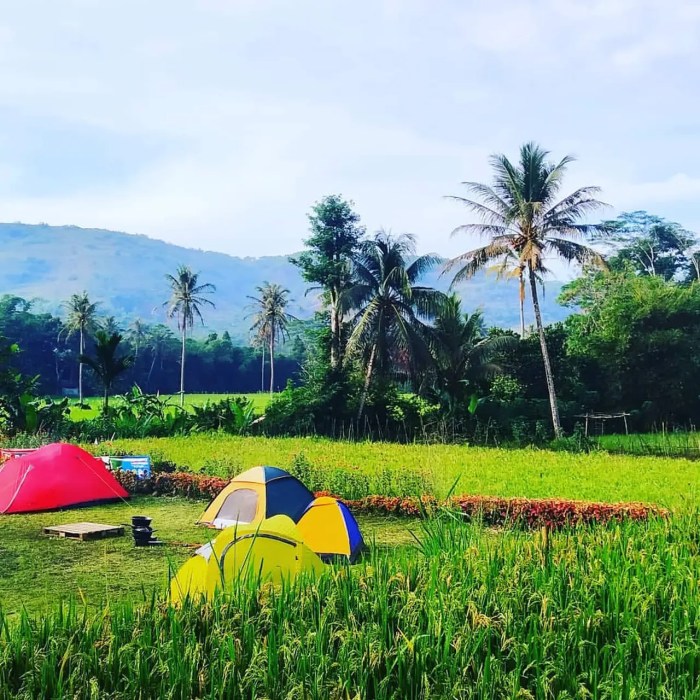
(0, 503, 697, 697)
(67, 392, 272, 420)
(0, 496, 413, 616)
(2, 436, 699, 695)
(93, 435, 700, 508)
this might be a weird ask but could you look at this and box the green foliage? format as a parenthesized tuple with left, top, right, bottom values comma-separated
(488, 373, 522, 402)
(346, 230, 443, 417)
(163, 264, 216, 405)
(446, 141, 607, 437)
(67, 387, 259, 441)
(0, 293, 302, 397)
(163, 265, 216, 332)
(562, 270, 700, 424)
(88, 434, 700, 508)
(598, 210, 699, 281)
(426, 296, 514, 415)
(286, 451, 430, 499)
(291, 195, 365, 368)
(62, 290, 101, 404)
(248, 282, 294, 393)
(0, 393, 71, 437)
(189, 396, 256, 434)
(0, 336, 70, 437)
(79, 330, 134, 410)
(291, 194, 365, 295)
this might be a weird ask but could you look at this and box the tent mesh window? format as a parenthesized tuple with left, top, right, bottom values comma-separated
(216, 488, 258, 523)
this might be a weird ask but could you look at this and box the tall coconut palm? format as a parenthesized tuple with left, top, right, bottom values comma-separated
(487, 251, 527, 338)
(347, 231, 443, 420)
(62, 291, 100, 405)
(249, 329, 266, 392)
(488, 250, 546, 339)
(248, 283, 293, 394)
(163, 265, 215, 406)
(145, 324, 175, 391)
(427, 295, 514, 414)
(100, 316, 122, 336)
(128, 318, 148, 360)
(79, 331, 134, 411)
(446, 142, 606, 437)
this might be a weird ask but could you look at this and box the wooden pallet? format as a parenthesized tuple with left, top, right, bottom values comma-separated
(43, 522, 124, 541)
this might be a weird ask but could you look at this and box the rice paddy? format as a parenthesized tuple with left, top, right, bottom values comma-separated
(94, 434, 700, 508)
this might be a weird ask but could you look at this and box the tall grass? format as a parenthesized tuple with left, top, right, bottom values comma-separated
(1, 513, 697, 698)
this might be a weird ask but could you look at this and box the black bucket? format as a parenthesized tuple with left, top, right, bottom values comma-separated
(133, 526, 154, 547)
(124, 515, 163, 546)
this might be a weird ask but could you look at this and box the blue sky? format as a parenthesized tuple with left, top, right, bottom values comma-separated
(0, 0, 698, 259)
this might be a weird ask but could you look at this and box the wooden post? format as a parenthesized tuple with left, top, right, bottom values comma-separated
(585, 414, 589, 437)
(623, 413, 629, 435)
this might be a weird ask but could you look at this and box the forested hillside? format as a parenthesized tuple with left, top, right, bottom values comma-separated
(0, 223, 566, 340)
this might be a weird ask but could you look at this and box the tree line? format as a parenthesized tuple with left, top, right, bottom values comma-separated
(0, 292, 303, 407)
(2, 140, 700, 441)
(267, 142, 700, 440)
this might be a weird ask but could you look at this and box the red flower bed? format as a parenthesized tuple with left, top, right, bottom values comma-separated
(115, 470, 668, 529)
(315, 491, 667, 527)
(114, 470, 228, 500)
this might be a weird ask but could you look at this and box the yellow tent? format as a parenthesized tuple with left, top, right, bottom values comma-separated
(198, 466, 314, 529)
(170, 515, 324, 604)
(297, 496, 364, 562)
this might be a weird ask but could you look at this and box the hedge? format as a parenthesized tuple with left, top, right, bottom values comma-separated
(114, 470, 667, 529)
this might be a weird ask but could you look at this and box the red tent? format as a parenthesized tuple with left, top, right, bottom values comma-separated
(0, 443, 129, 514)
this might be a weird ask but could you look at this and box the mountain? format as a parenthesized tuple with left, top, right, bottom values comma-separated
(0, 223, 571, 342)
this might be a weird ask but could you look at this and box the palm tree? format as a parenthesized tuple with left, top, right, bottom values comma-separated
(489, 251, 527, 338)
(248, 283, 293, 394)
(249, 329, 266, 392)
(427, 295, 514, 414)
(145, 324, 175, 391)
(128, 318, 148, 360)
(446, 142, 606, 437)
(163, 265, 216, 406)
(62, 291, 100, 405)
(347, 231, 443, 420)
(100, 316, 122, 336)
(79, 331, 134, 411)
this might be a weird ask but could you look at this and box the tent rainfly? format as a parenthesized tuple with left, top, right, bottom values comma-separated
(198, 466, 314, 529)
(170, 515, 324, 603)
(0, 443, 129, 514)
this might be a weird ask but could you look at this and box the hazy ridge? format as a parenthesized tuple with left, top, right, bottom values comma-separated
(0, 223, 568, 342)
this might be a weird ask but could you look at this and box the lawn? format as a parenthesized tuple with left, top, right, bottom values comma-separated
(67, 392, 272, 420)
(0, 496, 414, 616)
(94, 435, 700, 508)
(1, 501, 697, 697)
(1, 442, 699, 695)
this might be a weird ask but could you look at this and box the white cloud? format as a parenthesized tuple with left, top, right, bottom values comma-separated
(609, 173, 700, 206)
(0, 0, 697, 257)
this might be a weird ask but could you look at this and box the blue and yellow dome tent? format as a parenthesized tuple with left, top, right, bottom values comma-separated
(297, 496, 364, 562)
(198, 466, 314, 529)
(170, 515, 324, 604)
